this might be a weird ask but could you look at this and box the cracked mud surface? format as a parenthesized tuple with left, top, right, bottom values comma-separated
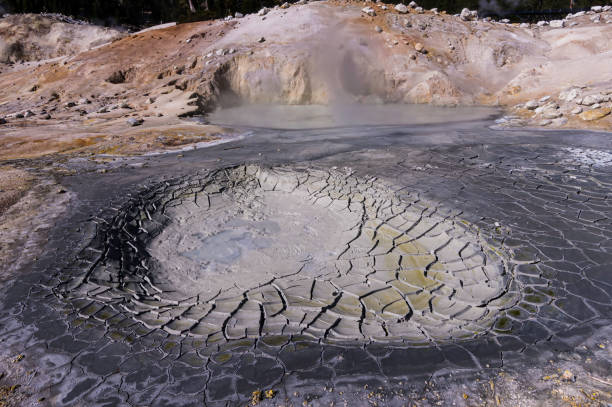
(0, 112, 611, 406)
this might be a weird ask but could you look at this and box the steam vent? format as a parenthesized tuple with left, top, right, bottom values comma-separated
(61, 165, 516, 345)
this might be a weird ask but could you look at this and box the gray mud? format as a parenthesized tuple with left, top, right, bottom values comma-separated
(0, 105, 610, 406)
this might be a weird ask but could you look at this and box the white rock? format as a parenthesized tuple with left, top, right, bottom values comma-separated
(550, 19, 566, 28)
(258, 7, 270, 16)
(381, 5, 387, 10)
(540, 119, 552, 126)
(571, 106, 583, 114)
(415, 6, 423, 13)
(215, 49, 225, 56)
(228, 48, 236, 54)
(395, 3, 408, 13)
(235, 12, 244, 18)
(519, 22, 529, 28)
(537, 20, 548, 26)
(431, 8, 438, 14)
(591, 5, 603, 12)
(559, 88, 580, 102)
(603, 5, 612, 11)
(539, 95, 551, 103)
(574, 11, 586, 16)
(525, 100, 539, 110)
(375, 25, 383, 33)
(408, 1, 418, 8)
(362, 6, 376, 16)
(501, 18, 510, 23)
(223, 16, 232, 21)
(460, 8, 478, 21)
(205, 52, 213, 58)
(582, 94, 604, 105)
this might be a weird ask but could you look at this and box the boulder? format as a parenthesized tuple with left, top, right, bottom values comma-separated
(460, 8, 478, 21)
(394, 3, 408, 13)
(280, 2, 290, 9)
(591, 6, 603, 12)
(579, 107, 611, 121)
(581, 94, 604, 105)
(362, 7, 376, 16)
(258, 7, 270, 16)
(525, 100, 539, 110)
(127, 118, 144, 126)
(408, 1, 418, 8)
(537, 20, 548, 26)
(235, 12, 244, 18)
(549, 19, 566, 28)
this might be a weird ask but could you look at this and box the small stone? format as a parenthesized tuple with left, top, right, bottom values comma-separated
(127, 118, 144, 127)
(65, 101, 76, 108)
(537, 20, 548, 26)
(215, 48, 225, 56)
(235, 12, 244, 18)
(415, 6, 423, 13)
(539, 95, 551, 103)
(414, 42, 425, 52)
(0, 118, 6, 124)
(258, 37, 266, 43)
(23, 110, 35, 118)
(579, 107, 611, 121)
(539, 119, 552, 126)
(374, 25, 383, 33)
(186, 38, 192, 43)
(280, 2, 290, 9)
(520, 22, 529, 28)
(258, 7, 270, 16)
(500, 18, 510, 23)
(381, 5, 388, 10)
(525, 100, 539, 110)
(408, 1, 417, 8)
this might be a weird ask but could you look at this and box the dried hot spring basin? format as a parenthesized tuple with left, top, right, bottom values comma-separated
(65, 165, 517, 345)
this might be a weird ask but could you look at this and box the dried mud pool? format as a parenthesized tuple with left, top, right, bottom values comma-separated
(0, 105, 611, 406)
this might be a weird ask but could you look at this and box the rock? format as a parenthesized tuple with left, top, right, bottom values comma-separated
(147, 97, 156, 104)
(43, 114, 51, 120)
(0, 118, 6, 124)
(519, 22, 530, 28)
(395, 3, 408, 13)
(23, 110, 35, 117)
(415, 7, 423, 13)
(431, 8, 438, 14)
(591, 15, 601, 22)
(127, 118, 144, 127)
(381, 5, 388, 10)
(409, 54, 417, 60)
(525, 100, 539, 110)
(551, 117, 568, 126)
(581, 94, 604, 105)
(408, 1, 418, 8)
(603, 5, 612, 11)
(97, 106, 109, 113)
(543, 110, 563, 119)
(106, 70, 126, 84)
(460, 8, 478, 21)
(374, 25, 383, 33)
(591, 6, 603, 12)
(258, 7, 270, 16)
(362, 7, 376, 16)
(592, 103, 601, 109)
(579, 107, 611, 121)
(562, 370, 575, 381)
(186, 38, 192, 43)
(78, 98, 90, 105)
(280, 2, 290, 8)
(65, 101, 76, 108)
(120, 102, 132, 109)
(228, 48, 236, 54)
(215, 48, 226, 56)
(539, 119, 552, 126)
(537, 20, 548, 26)
(559, 88, 580, 101)
(571, 106, 583, 114)
(500, 18, 510, 23)
(550, 19, 566, 28)
(258, 37, 266, 43)
(539, 95, 551, 103)
(414, 42, 425, 52)
(235, 12, 244, 18)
